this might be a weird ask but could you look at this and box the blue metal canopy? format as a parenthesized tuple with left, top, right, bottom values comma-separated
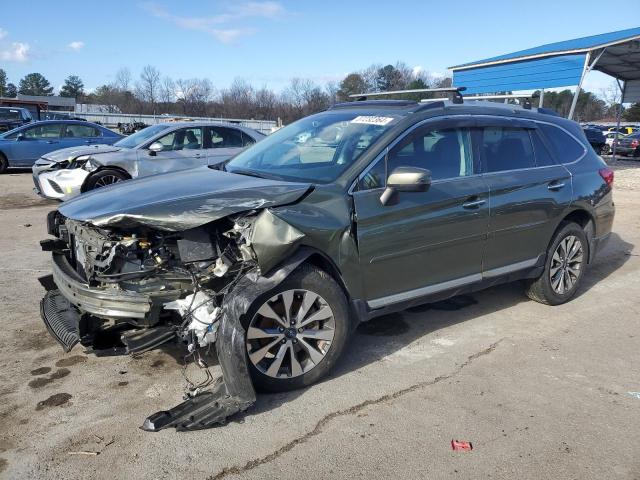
(452, 54, 587, 95)
(451, 27, 640, 70)
(450, 27, 640, 104)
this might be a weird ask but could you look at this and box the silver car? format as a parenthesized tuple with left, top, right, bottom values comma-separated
(33, 122, 265, 201)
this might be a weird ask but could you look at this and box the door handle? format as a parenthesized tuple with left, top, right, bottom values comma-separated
(462, 198, 486, 209)
(547, 181, 566, 191)
(46, 140, 58, 144)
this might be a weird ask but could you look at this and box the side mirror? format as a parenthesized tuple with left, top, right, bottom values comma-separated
(148, 142, 163, 156)
(380, 166, 431, 206)
(16, 133, 25, 141)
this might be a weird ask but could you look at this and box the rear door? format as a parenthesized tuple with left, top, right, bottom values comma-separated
(137, 126, 205, 176)
(206, 126, 247, 165)
(353, 119, 489, 307)
(58, 123, 103, 149)
(479, 119, 572, 275)
(9, 123, 63, 165)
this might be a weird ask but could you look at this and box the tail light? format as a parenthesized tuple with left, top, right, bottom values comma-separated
(599, 167, 614, 187)
(631, 139, 639, 148)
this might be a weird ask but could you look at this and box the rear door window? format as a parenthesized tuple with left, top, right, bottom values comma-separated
(482, 127, 536, 172)
(539, 124, 586, 164)
(241, 131, 257, 147)
(531, 130, 556, 167)
(62, 124, 101, 138)
(209, 127, 244, 149)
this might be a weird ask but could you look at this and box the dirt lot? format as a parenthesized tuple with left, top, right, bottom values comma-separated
(1, 160, 639, 480)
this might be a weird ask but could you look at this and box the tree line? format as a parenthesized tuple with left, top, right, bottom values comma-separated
(1, 65, 639, 123)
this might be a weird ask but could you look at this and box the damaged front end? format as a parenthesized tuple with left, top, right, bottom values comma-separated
(39, 207, 306, 431)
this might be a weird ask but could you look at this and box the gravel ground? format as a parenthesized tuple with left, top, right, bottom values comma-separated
(0, 161, 639, 480)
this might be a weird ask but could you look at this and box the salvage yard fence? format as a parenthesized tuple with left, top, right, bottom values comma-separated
(70, 112, 278, 135)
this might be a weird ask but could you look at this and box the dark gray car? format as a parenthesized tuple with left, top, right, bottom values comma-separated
(32, 122, 264, 200)
(38, 99, 615, 431)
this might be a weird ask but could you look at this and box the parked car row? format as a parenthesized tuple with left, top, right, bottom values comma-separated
(0, 119, 265, 200)
(582, 123, 640, 156)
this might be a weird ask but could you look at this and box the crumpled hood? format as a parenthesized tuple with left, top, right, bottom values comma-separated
(59, 166, 312, 231)
(42, 144, 124, 162)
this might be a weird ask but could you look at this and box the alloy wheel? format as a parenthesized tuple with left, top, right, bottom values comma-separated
(246, 289, 336, 379)
(94, 175, 123, 188)
(550, 235, 584, 295)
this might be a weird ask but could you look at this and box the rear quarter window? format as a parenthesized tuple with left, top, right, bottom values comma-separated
(539, 124, 586, 164)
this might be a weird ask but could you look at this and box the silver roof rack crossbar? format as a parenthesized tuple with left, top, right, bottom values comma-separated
(462, 94, 531, 100)
(349, 87, 466, 104)
(461, 94, 533, 109)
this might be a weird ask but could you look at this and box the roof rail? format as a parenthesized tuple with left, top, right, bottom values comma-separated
(329, 99, 417, 110)
(349, 87, 466, 104)
(463, 94, 533, 109)
(537, 107, 561, 117)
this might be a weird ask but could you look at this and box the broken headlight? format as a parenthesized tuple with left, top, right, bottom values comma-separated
(71, 155, 98, 172)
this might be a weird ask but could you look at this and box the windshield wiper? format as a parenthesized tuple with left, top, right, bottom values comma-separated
(226, 168, 279, 180)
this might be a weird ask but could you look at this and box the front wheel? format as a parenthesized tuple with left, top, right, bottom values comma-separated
(525, 222, 588, 305)
(0, 153, 8, 174)
(85, 169, 128, 191)
(243, 264, 351, 392)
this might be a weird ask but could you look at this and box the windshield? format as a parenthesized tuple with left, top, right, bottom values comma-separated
(114, 124, 171, 149)
(226, 111, 401, 183)
(0, 109, 21, 121)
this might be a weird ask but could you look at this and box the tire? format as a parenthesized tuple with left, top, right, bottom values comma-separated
(0, 153, 8, 174)
(242, 264, 351, 392)
(84, 169, 128, 191)
(525, 222, 588, 306)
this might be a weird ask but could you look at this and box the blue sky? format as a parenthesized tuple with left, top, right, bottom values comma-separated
(1, 0, 638, 95)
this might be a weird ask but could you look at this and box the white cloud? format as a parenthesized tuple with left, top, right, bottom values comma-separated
(211, 28, 255, 43)
(142, 1, 285, 43)
(0, 42, 30, 62)
(0, 28, 7, 40)
(412, 65, 424, 76)
(68, 41, 84, 51)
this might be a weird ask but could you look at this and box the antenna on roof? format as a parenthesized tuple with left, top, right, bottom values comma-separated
(349, 87, 466, 104)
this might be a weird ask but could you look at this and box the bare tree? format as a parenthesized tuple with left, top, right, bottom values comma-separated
(114, 67, 132, 92)
(176, 78, 214, 116)
(220, 78, 255, 118)
(136, 65, 161, 114)
(159, 76, 176, 106)
(600, 80, 622, 106)
(325, 80, 340, 104)
(254, 86, 278, 120)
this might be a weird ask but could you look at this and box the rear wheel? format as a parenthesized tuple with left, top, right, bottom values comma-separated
(243, 264, 351, 392)
(525, 222, 588, 305)
(85, 169, 128, 191)
(0, 153, 8, 174)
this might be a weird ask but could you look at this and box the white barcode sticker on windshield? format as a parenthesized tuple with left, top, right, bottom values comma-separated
(350, 116, 394, 126)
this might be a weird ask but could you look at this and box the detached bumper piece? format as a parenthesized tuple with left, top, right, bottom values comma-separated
(40, 289, 81, 352)
(141, 310, 256, 432)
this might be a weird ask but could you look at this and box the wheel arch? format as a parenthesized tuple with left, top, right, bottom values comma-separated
(553, 208, 596, 263)
(303, 250, 352, 300)
(0, 150, 8, 171)
(266, 246, 364, 326)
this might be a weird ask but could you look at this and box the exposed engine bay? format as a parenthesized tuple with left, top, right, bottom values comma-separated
(39, 207, 308, 431)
